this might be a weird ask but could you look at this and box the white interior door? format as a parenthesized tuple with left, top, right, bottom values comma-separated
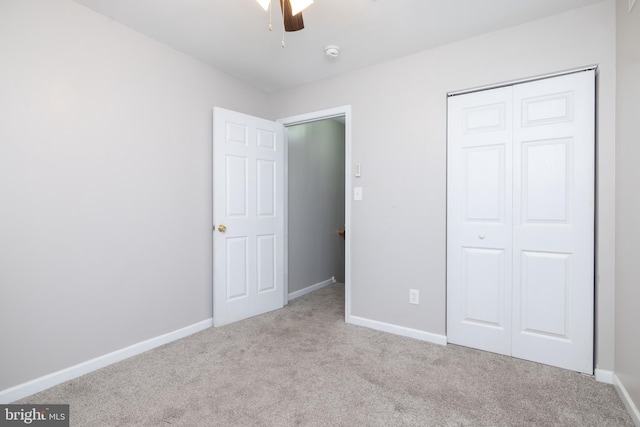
(447, 86, 514, 355)
(447, 70, 594, 374)
(213, 107, 284, 327)
(511, 71, 594, 373)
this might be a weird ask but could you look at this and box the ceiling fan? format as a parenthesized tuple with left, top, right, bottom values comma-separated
(255, 0, 314, 32)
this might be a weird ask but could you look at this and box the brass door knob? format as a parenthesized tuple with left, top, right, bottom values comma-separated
(217, 224, 227, 233)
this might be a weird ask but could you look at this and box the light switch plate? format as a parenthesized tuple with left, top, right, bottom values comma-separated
(354, 187, 363, 200)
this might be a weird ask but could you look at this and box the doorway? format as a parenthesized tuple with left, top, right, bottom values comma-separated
(279, 106, 352, 319)
(285, 118, 346, 300)
(212, 106, 352, 326)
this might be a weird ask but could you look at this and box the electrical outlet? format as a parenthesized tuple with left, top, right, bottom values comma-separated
(409, 289, 419, 305)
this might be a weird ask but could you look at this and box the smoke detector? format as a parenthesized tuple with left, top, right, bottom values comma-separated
(324, 45, 340, 58)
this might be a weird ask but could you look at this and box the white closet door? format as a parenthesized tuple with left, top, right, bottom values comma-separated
(447, 70, 594, 374)
(512, 71, 594, 373)
(447, 87, 513, 355)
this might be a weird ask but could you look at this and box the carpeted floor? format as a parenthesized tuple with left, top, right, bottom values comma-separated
(17, 283, 633, 426)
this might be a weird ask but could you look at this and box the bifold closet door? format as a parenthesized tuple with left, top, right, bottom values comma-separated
(447, 70, 594, 374)
(446, 86, 514, 356)
(511, 71, 594, 373)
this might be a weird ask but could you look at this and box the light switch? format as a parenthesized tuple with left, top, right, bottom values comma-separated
(354, 187, 363, 201)
(355, 163, 361, 178)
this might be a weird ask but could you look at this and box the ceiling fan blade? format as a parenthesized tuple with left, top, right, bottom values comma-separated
(280, 0, 304, 32)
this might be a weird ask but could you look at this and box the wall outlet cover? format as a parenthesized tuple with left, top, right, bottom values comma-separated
(409, 289, 419, 305)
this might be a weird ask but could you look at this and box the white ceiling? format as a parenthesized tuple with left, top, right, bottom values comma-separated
(72, 0, 604, 93)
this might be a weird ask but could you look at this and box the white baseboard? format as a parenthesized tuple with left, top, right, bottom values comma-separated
(614, 373, 640, 426)
(288, 277, 336, 301)
(595, 369, 614, 384)
(0, 318, 213, 404)
(346, 315, 447, 346)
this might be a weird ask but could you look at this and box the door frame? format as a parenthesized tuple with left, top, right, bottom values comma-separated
(278, 105, 352, 320)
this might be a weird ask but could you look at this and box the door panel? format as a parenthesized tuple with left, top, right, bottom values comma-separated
(213, 107, 284, 326)
(257, 159, 276, 217)
(512, 71, 594, 373)
(226, 155, 248, 217)
(521, 91, 574, 126)
(226, 237, 249, 300)
(519, 251, 571, 339)
(462, 247, 506, 328)
(522, 139, 572, 223)
(463, 146, 506, 222)
(257, 128, 276, 150)
(447, 87, 513, 356)
(257, 234, 276, 293)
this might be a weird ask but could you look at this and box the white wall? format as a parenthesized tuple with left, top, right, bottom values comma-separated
(615, 0, 640, 415)
(287, 120, 346, 292)
(269, 1, 617, 369)
(0, 0, 268, 391)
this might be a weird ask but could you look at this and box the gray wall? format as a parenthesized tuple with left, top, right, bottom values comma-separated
(0, 0, 268, 391)
(615, 0, 640, 413)
(268, 1, 617, 370)
(287, 120, 346, 293)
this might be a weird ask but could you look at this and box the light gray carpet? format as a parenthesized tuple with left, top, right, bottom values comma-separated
(18, 283, 633, 426)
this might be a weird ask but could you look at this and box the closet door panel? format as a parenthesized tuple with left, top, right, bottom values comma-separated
(512, 71, 594, 374)
(447, 87, 513, 355)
